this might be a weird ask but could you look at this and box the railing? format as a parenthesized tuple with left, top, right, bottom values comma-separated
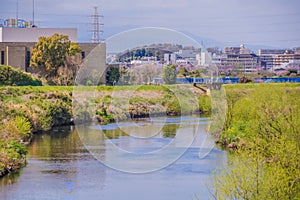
(152, 77, 300, 85)
(175, 77, 300, 84)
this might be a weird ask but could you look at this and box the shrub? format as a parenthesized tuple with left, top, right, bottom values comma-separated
(0, 65, 42, 86)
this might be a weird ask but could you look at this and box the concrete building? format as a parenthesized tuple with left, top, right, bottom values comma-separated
(273, 52, 300, 69)
(0, 27, 77, 42)
(0, 27, 101, 71)
(239, 44, 251, 54)
(224, 47, 240, 55)
(164, 49, 199, 65)
(258, 55, 273, 70)
(220, 45, 259, 73)
(0, 42, 35, 71)
(221, 54, 259, 73)
(293, 47, 300, 54)
(258, 49, 286, 56)
(200, 50, 211, 66)
(257, 48, 289, 70)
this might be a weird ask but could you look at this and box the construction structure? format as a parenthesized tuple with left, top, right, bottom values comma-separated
(90, 6, 104, 43)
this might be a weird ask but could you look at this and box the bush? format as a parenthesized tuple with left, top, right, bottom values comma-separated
(213, 84, 300, 199)
(198, 95, 211, 114)
(162, 65, 177, 84)
(0, 65, 42, 86)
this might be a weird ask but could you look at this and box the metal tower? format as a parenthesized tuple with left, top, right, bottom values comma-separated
(90, 6, 103, 43)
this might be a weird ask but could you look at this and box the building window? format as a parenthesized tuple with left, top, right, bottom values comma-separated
(1, 51, 4, 65)
(81, 51, 85, 59)
(25, 51, 31, 70)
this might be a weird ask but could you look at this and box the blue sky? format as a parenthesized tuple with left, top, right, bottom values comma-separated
(0, 0, 300, 49)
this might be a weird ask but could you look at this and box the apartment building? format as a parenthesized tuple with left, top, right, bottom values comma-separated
(220, 45, 259, 73)
(273, 52, 300, 68)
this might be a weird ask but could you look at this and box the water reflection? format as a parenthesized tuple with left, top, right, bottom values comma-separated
(0, 171, 21, 189)
(0, 116, 227, 200)
(162, 124, 180, 138)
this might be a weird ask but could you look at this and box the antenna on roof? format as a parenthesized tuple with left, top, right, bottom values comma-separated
(16, 0, 19, 25)
(32, 0, 36, 27)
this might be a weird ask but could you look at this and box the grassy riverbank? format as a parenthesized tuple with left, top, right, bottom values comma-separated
(2, 82, 299, 196)
(0, 85, 207, 177)
(214, 83, 300, 199)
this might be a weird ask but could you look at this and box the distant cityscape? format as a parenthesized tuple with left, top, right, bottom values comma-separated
(1, 17, 300, 77)
(108, 44, 300, 77)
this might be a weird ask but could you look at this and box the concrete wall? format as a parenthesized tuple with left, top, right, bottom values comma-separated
(79, 43, 99, 59)
(6, 46, 26, 71)
(79, 43, 107, 84)
(0, 28, 77, 42)
(0, 42, 35, 71)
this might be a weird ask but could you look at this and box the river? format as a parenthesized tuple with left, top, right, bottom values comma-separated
(0, 116, 227, 200)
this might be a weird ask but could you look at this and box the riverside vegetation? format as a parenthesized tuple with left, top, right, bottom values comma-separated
(0, 82, 208, 177)
(213, 83, 300, 200)
(1, 64, 299, 199)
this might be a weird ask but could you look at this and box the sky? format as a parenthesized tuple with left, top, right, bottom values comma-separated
(0, 0, 300, 49)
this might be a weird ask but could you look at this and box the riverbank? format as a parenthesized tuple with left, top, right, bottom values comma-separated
(214, 83, 300, 199)
(219, 82, 300, 148)
(2, 82, 299, 180)
(0, 85, 208, 177)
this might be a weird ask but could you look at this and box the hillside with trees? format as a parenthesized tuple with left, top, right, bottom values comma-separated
(116, 43, 194, 62)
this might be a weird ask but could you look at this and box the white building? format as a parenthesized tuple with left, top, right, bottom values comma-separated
(0, 27, 77, 42)
(200, 50, 211, 66)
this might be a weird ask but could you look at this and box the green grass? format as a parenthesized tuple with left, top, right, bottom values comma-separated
(213, 83, 300, 199)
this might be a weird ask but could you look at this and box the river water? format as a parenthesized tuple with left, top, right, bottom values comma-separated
(0, 116, 227, 200)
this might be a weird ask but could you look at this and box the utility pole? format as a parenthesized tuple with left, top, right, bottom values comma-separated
(16, 0, 19, 27)
(32, 0, 35, 26)
(90, 6, 104, 43)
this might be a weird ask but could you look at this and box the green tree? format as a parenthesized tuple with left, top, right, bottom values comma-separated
(118, 69, 131, 85)
(179, 67, 189, 77)
(106, 65, 120, 85)
(162, 65, 177, 84)
(30, 33, 81, 85)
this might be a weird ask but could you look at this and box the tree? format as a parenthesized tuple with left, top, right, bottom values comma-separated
(162, 65, 177, 84)
(179, 67, 189, 77)
(129, 64, 162, 85)
(118, 69, 131, 85)
(30, 33, 82, 85)
(106, 65, 120, 85)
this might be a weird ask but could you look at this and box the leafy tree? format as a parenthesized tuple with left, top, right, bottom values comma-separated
(30, 33, 82, 85)
(118, 69, 131, 85)
(129, 64, 161, 85)
(162, 65, 177, 84)
(179, 67, 189, 77)
(106, 65, 120, 85)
